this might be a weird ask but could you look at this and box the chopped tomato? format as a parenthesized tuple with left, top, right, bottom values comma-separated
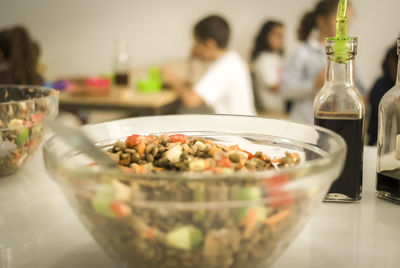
(126, 134, 144, 147)
(110, 202, 131, 218)
(264, 175, 293, 208)
(169, 134, 188, 143)
(217, 157, 231, 168)
(31, 113, 44, 123)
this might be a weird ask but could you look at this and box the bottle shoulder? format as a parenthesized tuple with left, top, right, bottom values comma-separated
(380, 84, 400, 107)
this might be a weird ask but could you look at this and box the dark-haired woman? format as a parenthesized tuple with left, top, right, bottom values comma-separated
(0, 25, 43, 85)
(251, 21, 285, 115)
(367, 43, 398, 145)
(281, 0, 351, 123)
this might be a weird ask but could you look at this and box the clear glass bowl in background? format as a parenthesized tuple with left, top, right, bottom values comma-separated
(0, 85, 58, 176)
(43, 115, 346, 268)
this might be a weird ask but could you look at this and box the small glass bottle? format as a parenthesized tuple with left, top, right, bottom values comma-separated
(113, 37, 130, 87)
(314, 37, 365, 202)
(376, 38, 400, 204)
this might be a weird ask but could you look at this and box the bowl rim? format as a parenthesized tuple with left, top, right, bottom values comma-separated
(43, 114, 347, 187)
(0, 84, 59, 130)
(0, 84, 58, 105)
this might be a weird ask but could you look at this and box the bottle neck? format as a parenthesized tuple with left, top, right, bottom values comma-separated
(397, 57, 400, 84)
(326, 57, 355, 86)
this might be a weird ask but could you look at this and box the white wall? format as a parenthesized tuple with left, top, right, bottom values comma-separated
(1, 0, 399, 89)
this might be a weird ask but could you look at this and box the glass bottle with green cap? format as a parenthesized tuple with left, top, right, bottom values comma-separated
(313, 0, 365, 202)
(376, 37, 400, 204)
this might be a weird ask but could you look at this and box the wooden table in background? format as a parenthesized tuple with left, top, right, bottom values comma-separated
(59, 88, 179, 116)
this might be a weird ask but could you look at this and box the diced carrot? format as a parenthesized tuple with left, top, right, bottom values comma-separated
(208, 145, 218, 156)
(87, 162, 97, 167)
(110, 202, 132, 218)
(217, 157, 231, 168)
(240, 149, 254, 159)
(144, 228, 155, 239)
(264, 209, 291, 226)
(137, 141, 146, 157)
(136, 165, 146, 174)
(261, 154, 270, 161)
(271, 158, 282, 165)
(243, 208, 258, 239)
(27, 140, 37, 148)
(229, 144, 239, 151)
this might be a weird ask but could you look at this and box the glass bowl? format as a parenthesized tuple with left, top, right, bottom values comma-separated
(0, 85, 58, 176)
(43, 115, 346, 268)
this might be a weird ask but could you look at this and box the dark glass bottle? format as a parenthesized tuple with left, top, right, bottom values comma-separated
(376, 38, 400, 204)
(113, 37, 130, 87)
(314, 37, 365, 202)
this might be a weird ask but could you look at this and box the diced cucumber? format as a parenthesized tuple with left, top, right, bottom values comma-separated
(166, 225, 203, 250)
(232, 186, 261, 201)
(16, 128, 29, 147)
(189, 159, 206, 171)
(91, 185, 116, 218)
(194, 183, 205, 202)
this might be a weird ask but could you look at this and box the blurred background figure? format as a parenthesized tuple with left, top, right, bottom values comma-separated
(162, 15, 255, 116)
(251, 20, 287, 116)
(0, 25, 43, 85)
(367, 42, 398, 145)
(281, 0, 364, 123)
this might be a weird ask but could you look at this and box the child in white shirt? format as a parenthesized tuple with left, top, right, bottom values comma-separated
(163, 15, 255, 116)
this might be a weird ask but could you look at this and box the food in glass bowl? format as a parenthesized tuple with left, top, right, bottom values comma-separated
(0, 85, 58, 176)
(43, 115, 346, 268)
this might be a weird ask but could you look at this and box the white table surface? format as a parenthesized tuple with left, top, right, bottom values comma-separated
(0, 146, 399, 268)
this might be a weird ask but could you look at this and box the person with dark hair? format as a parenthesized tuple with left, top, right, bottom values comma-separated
(0, 25, 43, 85)
(251, 20, 285, 114)
(281, 0, 365, 123)
(163, 15, 255, 115)
(367, 43, 398, 145)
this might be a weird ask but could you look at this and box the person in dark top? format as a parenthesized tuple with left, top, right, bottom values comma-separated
(0, 25, 43, 85)
(368, 43, 398, 145)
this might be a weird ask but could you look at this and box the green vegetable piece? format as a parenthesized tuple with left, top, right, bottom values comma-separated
(166, 225, 203, 250)
(16, 128, 29, 147)
(91, 185, 116, 218)
(32, 125, 43, 134)
(194, 183, 205, 202)
(232, 186, 262, 201)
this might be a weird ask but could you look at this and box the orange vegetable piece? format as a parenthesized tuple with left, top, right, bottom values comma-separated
(264, 209, 291, 226)
(144, 228, 155, 239)
(137, 141, 146, 157)
(110, 202, 132, 218)
(243, 208, 258, 239)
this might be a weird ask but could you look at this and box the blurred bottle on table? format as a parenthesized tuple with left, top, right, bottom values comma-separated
(113, 36, 130, 87)
(376, 37, 400, 204)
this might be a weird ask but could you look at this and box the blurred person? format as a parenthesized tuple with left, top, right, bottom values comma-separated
(163, 15, 255, 115)
(0, 25, 43, 85)
(281, 0, 364, 123)
(367, 43, 398, 145)
(251, 20, 286, 115)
